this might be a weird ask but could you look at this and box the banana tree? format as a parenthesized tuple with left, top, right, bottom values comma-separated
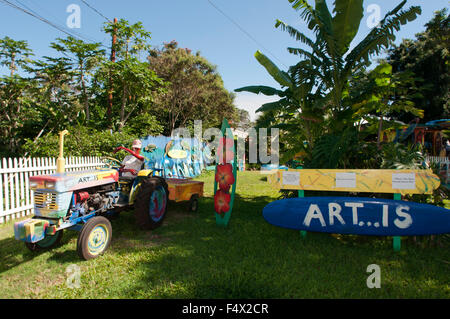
(236, 0, 421, 162)
(235, 51, 326, 162)
(275, 0, 421, 129)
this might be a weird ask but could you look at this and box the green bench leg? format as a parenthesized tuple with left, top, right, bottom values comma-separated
(298, 189, 306, 238)
(393, 193, 402, 251)
(393, 236, 401, 251)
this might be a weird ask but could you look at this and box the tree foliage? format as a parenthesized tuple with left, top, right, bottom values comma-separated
(0, 19, 236, 156)
(0, 37, 35, 154)
(278, 0, 421, 127)
(0, 36, 33, 76)
(148, 41, 237, 135)
(350, 62, 424, 147)
(21, 126, 136, 158)
(387, 8, 450, 122)
(237, 0, 421, 166)
(50, 36, 105, 122)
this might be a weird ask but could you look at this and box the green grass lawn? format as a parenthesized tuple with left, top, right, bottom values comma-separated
(0, 171, 449, 298)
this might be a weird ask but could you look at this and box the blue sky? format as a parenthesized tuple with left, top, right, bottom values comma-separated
(0, 0, 448, 120)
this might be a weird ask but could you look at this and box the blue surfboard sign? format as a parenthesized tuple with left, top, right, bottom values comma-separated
(263, 197, 450, 236)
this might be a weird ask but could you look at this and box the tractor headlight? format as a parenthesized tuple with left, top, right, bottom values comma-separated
(45, 181, 55, 189)
(30, 181, 38, 189)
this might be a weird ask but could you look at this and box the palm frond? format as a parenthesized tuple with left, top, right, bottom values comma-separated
(332, 0, 364, 56)
(256, 98, 290, 113)
(234, 85, 286, 97)
(288, 0, 320, 32)
(276, 19, 330, 63)
(314, 0, 334, 36)
(254, 50, 293, 88)
(287, 47, 322, 66)
(344, 5, 421, 77)
(275, 19, 315, 47)
(287, 53, 332, 88)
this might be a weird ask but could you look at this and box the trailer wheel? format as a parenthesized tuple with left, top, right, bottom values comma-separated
(134, 177, 169, 230)
(77, 216, 112, 260)
(25, 230, 64, 252)
(188, 194, 199, 212)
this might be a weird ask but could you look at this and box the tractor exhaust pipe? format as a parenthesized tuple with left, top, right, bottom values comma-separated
(56, 130, 69, 173)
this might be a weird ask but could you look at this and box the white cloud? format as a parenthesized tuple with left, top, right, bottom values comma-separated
(234, 91, 280, 121)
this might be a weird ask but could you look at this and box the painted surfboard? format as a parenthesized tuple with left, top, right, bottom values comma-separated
(267, 169, 440, 195)
(214, 118, 237, 227)
(263, 197, 450, 236)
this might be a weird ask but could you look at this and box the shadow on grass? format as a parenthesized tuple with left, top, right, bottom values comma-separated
(0, 227, 81, 273)
(111, 193, 450, 298)
(2, 190, 449, 298)
(0, 236, 38, 273)
(112, 194, 285, 298)
(109, 195, 353, 298)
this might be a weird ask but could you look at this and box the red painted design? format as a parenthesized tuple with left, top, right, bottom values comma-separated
(214, 189, 231, 215)
(101, 171, 119, 182)
(215, 164, 235, 191)
(29, 175, 62, 183)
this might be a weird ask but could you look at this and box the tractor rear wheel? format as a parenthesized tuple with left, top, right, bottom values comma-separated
(134, 177, 169, 230)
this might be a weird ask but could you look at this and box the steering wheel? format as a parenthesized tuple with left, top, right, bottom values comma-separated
(100, 156, 122, 169)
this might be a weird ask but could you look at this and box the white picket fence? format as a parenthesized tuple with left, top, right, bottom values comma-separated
(426, 156, 450, 165)
(0, 156, 106, 224)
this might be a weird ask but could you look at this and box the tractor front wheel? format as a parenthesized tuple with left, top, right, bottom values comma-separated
(25, 230, 64, 252)
(77, 216, 112, 260)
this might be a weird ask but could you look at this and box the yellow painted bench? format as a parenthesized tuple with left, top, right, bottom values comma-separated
(267, 168, 441, 250)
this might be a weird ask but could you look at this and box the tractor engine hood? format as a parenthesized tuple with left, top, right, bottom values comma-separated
(29, 168, 119, 193)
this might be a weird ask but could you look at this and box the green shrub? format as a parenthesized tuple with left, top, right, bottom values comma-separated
(380, 142, 426, 169)
(306, 128, 380, 169)
(20, 126, 137, 158)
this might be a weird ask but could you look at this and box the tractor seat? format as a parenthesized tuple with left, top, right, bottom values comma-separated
(119, 175, 136, 182)
(119, 162, 144, 182)
(118, 162, 144, 182)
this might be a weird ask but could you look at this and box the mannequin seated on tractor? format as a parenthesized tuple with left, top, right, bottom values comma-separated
(114, 139, 145, 182)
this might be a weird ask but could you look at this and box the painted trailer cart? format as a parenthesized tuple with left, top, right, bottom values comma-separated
(166, 178, 204, 212)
